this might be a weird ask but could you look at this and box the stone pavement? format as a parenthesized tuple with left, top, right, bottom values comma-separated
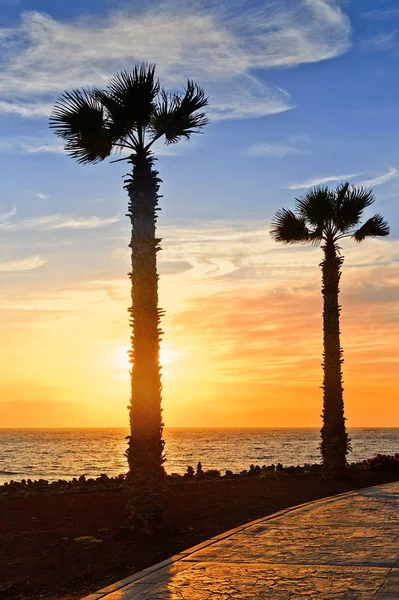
(83, 482, 399, 599)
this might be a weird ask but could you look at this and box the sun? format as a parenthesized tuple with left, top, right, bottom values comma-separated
(114, 345, 179, 370)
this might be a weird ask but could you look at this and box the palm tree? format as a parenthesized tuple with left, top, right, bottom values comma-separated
(271, 183, 389, 478)
(50, 64, 208, 530)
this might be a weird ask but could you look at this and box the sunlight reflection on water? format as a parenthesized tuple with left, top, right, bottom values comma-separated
(0, 428, 398, 484)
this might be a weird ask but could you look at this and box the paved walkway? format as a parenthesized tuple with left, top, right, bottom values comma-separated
(83, 482, 399, 599)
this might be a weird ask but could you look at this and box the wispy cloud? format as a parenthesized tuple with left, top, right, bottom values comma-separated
(285, 172, 361, 190)
(358, 167, 398, 187)
(155, 219, 399, 298)
(1, 218, 397, 428)
(360, 31, 397, 52)
(51, 216, 120, 230)
(249, 142, 303, 158)
(286, 167, 399, 191)
(0, 136, 63, 154)
(0, 210, 120, 231)
(207, 78, 293, 121)
(0, 100, 52, 117)
(35, 193, 49, 200)
(248, 135, 309, 158)
(0, 206, 17, 223)
(0, 254, 45, 272)
(0, 133, 180, 157)
(0, 1, 351, 120)
(362, 8, 399, 20)
(156, 221, 399, 410)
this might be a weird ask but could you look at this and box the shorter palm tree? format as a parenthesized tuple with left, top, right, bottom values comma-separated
(271, 183, 389, 477)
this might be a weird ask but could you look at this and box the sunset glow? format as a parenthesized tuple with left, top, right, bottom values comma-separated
(1, 222, 398, 428)
(0, 0, 398, 429)
(114, 346, 180, 371)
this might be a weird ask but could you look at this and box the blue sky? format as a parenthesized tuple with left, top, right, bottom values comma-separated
(0, 0, 399, 223)
(0, 0, 398, 427)
(1, 0, 399, 227)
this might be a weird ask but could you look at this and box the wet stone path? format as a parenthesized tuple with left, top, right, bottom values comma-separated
(83, 482, 399, 599)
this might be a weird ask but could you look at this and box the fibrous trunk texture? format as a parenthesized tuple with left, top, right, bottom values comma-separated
(320, 237, 350, 478)
(124, 148, 166, 531)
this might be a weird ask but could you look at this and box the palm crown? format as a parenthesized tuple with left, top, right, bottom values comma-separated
(270, 183, 389, 245)
(50, 64, 208, 163)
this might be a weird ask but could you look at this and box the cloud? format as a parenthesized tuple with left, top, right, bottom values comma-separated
(51, 215, 120, 230)
(1, 218, 397, 428)
(170, 263, 399, 394)
(344, 276, 399, 306)
(157, 221, 399, 411)
(35, 193, 48, 200)
(248, 135, 309, 157)
(286, 172, 361, 189)
(208, 78, 293, 121)
(360, 31, 397, 52)
(0, 100, 52, 117)
(0, 1, 351, 120)
(0, 209, 120, 231)
(0, 136, 63, 154)
(358, 167, 398, 187)
(249, 143, 302, 158)
(286, 167, 399, 190)
(156, 220, 399, 299)
(0, 205, 17, 223)
(0, 254, 45, 272)
(362, 8, 399, 20)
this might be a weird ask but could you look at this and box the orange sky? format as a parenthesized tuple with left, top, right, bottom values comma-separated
(0, 221, 398, 428)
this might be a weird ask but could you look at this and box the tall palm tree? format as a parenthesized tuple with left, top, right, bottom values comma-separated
(50, 64, 208, 530)
(271, 184, 389, 478)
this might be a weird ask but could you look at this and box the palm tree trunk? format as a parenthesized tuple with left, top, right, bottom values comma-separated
(124, 147, 166, 531)
(320, 237, 350, 478)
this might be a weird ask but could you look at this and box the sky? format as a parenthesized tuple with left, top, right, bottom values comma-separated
(0, 0, 398, 428)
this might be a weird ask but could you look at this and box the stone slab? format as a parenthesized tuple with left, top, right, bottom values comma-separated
(101, 563, 392, 600)
(184, 522, 399, 567)
(269, 484, 399, 526)
(83, 482, 399, 599)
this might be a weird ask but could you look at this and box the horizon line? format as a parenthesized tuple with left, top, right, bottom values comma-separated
(1, 426, 399, 430)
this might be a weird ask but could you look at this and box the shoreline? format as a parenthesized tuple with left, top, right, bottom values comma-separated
(2, 429, 397, 488)
(2, 453, 398, 493)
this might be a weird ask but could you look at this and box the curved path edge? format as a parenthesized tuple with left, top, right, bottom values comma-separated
(82, 481, 399, 599)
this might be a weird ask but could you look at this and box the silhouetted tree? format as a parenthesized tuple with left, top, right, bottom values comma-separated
(50, 64, 208, 530)
(271, 184, 389, 478)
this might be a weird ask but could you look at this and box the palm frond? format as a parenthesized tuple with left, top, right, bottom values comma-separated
(270, 208, 310, 244)
(104, 64, 159, 135)
(334, 181, 350, 208)
(50, 88, 112, 163)
(295, 186, 335, 228)
(308, 225, 325, 245)
(150, 80, 208, 144)
(93, 88, 134, 145)
(353, 213, 390, 242)
(334, 183, 375, 232)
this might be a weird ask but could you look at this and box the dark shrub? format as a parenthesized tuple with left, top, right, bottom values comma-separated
(205, 469, 221, 479)
(364, 454, 399, 471)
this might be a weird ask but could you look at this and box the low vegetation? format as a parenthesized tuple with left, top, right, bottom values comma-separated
(2, 455, 398, 497)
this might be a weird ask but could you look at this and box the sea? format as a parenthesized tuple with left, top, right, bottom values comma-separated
(0, 428, 398, 485)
